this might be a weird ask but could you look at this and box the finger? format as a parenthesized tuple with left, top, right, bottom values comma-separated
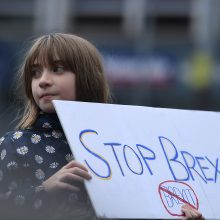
(181, 204, 202, 217)
(192, 210, 202, 218)
(60, 173, 85, 184)
(182, 207, 194, 218)
(67, 167, 92, 180)
(182, 208, 203, 220)
(182, 204, 193, 210)
(182, 204, 199, 212)
(64, 160, 88, 171)
(181, 204, 196, 214)
(57, 181, 80, 192)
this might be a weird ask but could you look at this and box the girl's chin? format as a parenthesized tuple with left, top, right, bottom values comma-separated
(39, 104, 56, 114)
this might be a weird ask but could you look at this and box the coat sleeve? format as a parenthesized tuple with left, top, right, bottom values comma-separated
(0, 133, 51, 219)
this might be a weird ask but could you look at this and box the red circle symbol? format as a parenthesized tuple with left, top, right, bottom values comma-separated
(158, 180, 199, 216)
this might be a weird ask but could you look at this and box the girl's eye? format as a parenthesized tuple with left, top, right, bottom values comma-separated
(31, 69, 41, 78)
(53, 65, 64, 73)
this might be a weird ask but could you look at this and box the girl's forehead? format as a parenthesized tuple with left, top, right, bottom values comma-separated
(27, 42, 70, 69)
(32, 52, 61, 66)
(33, 58, 61, 65)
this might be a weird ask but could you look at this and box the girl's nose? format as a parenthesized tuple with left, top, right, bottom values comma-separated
(39, 70, 52, 88)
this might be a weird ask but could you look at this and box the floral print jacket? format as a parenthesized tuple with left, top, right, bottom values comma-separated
(0, 113, 97, 220)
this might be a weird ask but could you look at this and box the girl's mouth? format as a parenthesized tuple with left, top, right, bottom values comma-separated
(40, 94, 56, 101)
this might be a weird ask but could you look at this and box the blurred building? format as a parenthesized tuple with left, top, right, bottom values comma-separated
(1, 0, 220, 135)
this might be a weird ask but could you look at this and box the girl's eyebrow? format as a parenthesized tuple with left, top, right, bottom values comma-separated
(30, 60, 63, 69)
(31, 64, 41, 68)
(53, 60, 63, 64)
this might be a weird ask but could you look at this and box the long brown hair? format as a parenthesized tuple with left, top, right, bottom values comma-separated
(16, 33, 111, 129)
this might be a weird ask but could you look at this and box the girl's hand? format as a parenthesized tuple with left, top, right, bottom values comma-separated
(42, 160, 92, 194)
(181, 204, 205, 220)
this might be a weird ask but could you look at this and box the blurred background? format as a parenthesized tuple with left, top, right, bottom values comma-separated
(1, 0, 220, 136)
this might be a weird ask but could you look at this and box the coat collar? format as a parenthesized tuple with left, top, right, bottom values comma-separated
(32, 112, 63, 130)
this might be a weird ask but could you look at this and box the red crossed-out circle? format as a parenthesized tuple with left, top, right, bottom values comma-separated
(158, 180, 199, 216)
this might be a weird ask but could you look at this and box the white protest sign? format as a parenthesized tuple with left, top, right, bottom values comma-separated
(53, 100, 220, 219)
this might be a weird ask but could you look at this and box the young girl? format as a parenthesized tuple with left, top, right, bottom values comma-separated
(0, 33, 204, 220)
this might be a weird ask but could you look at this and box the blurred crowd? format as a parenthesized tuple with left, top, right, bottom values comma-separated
(1, 0, 220, 135)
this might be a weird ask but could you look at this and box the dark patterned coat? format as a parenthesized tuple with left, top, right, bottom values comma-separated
(0, 113, 98, 220)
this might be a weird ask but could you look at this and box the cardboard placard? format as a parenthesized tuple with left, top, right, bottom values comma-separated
(53, 100, 220, 219)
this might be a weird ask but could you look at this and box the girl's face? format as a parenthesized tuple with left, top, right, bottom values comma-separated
(31, 61, 76, 113)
